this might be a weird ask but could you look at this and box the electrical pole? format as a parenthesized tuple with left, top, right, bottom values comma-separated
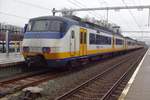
(5, 30, 9, 56)
(148, 8, 150, 27)
(106, 8, 109, 23)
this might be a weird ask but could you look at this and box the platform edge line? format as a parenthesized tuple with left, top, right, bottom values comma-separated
(118, 48, 149, 100)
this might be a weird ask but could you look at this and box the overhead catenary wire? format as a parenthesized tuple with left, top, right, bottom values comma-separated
(121, 0, 145, 41)
(0, 11, 29, 20)
(68, 0, 104, 20)
(14, 0, 50, 11)
(98, 0, 107, 6)
(138, 0, 141, 6)
(73, 0, 104, 19)
(121, 0, 142, 30)
(97, 0, 132, 32)
(68, 0, 101, 19)
(0, 0, 51, 26)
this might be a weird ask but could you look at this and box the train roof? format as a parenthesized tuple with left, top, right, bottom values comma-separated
(125, 37, 135, 40)
(29, 16, 79, 25)
(29, 16, 123, 37)
(64, 15, 123, 37)
(125, 37, 138, 42)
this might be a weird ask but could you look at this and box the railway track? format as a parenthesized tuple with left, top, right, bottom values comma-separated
(0, 63, 25, 79)
(0, 48, 146, 99)
(0, 68, 65, 98)
(100, 50, 144, 100)
(55, 48, 146, 100)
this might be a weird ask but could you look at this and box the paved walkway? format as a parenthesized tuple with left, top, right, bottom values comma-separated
(0, 53, 24, 65)
(119, 48, 150, 100)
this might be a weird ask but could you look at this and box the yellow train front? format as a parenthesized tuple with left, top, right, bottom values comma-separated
(22, 16, 144, 67)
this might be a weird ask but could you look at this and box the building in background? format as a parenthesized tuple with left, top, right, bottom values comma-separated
(0, 23, 23, 53)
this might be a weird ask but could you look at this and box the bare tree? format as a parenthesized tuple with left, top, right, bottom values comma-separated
(61, 8, 76, 16)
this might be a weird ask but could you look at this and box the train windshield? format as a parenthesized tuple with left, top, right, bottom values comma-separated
(27, 20, 65, 32)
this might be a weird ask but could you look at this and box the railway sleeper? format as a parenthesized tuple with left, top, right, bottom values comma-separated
(79, 90, 100, 96)
(72, 94, 100, 100)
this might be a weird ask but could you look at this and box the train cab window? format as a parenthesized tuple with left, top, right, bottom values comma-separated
(28, 20, 66, 32)
(49, 21, 63, 32)
(31, 20, 49, 32)
(26, 22, 31, 31)
(71, 30, 75, 39)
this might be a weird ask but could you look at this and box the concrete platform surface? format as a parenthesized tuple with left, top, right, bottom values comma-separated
(119, 48, 150, 100)
(0, 53, 24, 65)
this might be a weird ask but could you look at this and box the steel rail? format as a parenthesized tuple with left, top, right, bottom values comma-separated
(100, 50, 145, 100)
(55, 49, 145, 100)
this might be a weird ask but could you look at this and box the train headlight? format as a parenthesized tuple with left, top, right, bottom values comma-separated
(42, 47, 51, 53)
(23, 46, 29, 52)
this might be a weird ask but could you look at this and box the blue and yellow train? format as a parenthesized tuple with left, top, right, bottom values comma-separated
(22, 15, 145, 67)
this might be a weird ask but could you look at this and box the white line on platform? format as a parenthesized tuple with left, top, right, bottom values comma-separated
(118, 48, 149, 100)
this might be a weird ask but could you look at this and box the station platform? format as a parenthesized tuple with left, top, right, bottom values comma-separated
(0, 53, 24, 67)
(119, 48, 150, 100)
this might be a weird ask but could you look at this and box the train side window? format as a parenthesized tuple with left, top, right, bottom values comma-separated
(71, 30, 75, 39)
(96, 35, 101, 44)
(97, 30, 100, 33)
(108, 37, 112, 44)
(116, 39, 123, 45)
(89, 33, 96, 44)
(99, 35, 111, 45)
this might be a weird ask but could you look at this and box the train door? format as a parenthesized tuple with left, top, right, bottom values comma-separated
(123, 39, 125, 49)
(79, 28, 87, 56)
(70, 30, 75, 56)
(112, 34, 115, 49)
(83, 29, 87, 55)
(125, 39, 127, 49)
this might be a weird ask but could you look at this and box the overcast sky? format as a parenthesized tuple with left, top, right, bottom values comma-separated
(0, 0, 150, 44)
